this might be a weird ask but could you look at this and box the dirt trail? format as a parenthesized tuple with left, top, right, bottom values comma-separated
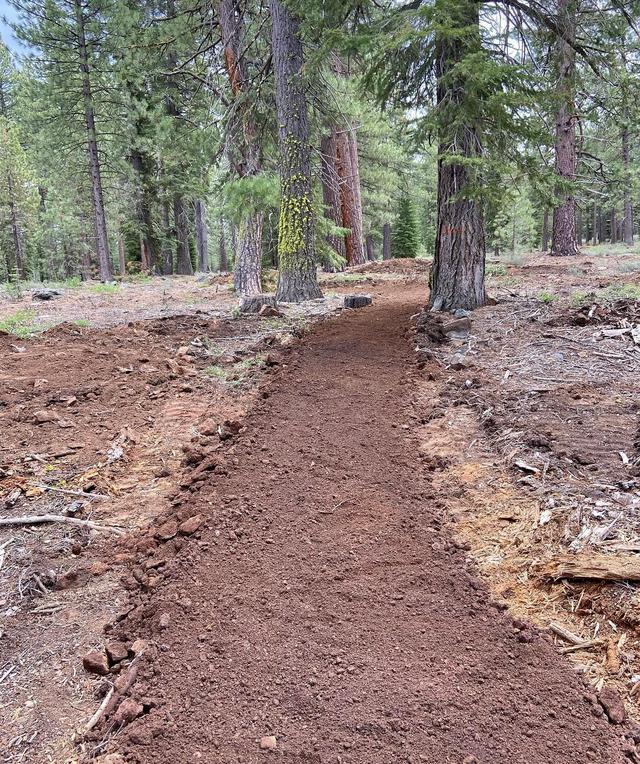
(112, 288, 628, 764)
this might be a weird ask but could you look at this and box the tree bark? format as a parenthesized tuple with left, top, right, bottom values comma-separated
(576, 207, 582, 246)
(366, 234, 375, 262)
(174, 194, 193, 275)
(219, 216, 228, 271)
(622, 126, 634, 245)
(346, 128, 365, 265)
(218, 0, 263, 295)
(195, 199, 209, 271)
(429, 0, 486, 311)
(542, 209, 549, 252)
(74, 0, 111, 281)
(551, 0, 579, 257)
(320, 131, 346, 264)
(382, 223, 392, 260)
(6, 171, 26, 279)
(270, 0, 321, 301)
(592, 202, 598, 245)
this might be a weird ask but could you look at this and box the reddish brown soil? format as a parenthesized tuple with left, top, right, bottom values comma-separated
(104, 289, 629, 764)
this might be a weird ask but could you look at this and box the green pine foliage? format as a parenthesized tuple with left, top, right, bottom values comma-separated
(392, 195, 420, 259)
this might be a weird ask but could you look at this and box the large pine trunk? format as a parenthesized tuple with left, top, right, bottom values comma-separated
(75, 0, 111, 282)
(551, 0, 579, 257)
(382, 223, 391, 260)
(622, 127, 634, 245)
(174, 194, 193, 275)
(218, 0, 263, 295)
(366, 234, 375, 262)
(195, 199, 209, 271)
(270, 0, 321, 301)
(542, 210, 549, 252)
(429, 0, 486, 311)
(320, 131, 346, 265)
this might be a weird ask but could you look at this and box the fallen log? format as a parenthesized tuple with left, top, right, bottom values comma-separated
(343, 294, 372, 309)
(542, 554, 640, 583)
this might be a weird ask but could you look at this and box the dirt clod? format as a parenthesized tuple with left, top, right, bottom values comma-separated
(105, 641, 129, 665)
(155, 520, 178, 541)
(113, 697, 144, 726)
(599, 687, 627, 724)
(179, 514, 204, 535)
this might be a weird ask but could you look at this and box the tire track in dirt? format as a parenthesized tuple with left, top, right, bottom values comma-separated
(108, 288, 630, 764)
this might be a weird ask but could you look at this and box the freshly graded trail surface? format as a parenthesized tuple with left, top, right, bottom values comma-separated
(115, 289, 628, 764)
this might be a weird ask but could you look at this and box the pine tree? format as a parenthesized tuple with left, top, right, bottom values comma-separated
(392, 195, 419, 259)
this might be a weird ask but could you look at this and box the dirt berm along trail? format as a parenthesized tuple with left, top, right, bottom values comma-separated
(112, 288, 630, 764)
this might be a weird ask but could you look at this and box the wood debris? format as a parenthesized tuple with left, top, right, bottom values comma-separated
(542, 554, 640, 582)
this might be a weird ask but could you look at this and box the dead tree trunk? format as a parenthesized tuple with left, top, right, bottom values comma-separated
(173, 194, 193, 275)
(74, 0, 111, 281)
(195, 199, 209, 271)
(551, 0, 579, 257)
(270, 0, 321, 301)
(429, 0, 486, 311)
(218, 0, 263, 295)
(382, 223, 391, 260)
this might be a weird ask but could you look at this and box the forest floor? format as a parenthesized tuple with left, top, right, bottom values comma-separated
(0, 249, 640, 763)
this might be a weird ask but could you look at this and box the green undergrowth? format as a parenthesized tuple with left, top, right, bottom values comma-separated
(571, 282, 640, 306)
(0, 308, 41, 338)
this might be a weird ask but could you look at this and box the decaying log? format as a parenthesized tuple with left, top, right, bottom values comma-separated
(542, 554, 640, 582)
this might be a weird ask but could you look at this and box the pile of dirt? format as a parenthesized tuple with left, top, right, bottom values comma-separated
(348, 257, 432, 275)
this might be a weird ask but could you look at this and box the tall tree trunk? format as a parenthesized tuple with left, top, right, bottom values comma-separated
(551, 0, 579, 257)
(382, 223, 392, 260)
(622, 126, 634, 246)
(218, 0, 263, 295)
(270, 0, 321, 301)
(542, 209, 549, 252)
(365, 234, 375, 262)
(346, 128, 365, 265)
(320, 131, 346, 266)
(219, 216, 228, 271)
(74, 0, 111, 281)
(195, 199, 209, 271)
(429, 0, 486, 311)
(173, 194, 193, 275)
(592, 202, 598, 245)
(6, 172, 26, 279)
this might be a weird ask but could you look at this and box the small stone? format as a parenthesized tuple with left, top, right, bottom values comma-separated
(279, 334, 296, 348)
(82, 649, 110, 676)
(453, 308, 471, 318)
(33, 409, 58, 424)
(260, 735, 277, 751)
(450, 353, 470, 371)
(599, 687, 626, 724)
(94, 755, 126, 764)
(112, 698, 144, 726)
(105, 641, 129, 665)
(130, 638, 148, 655)
(179, 514, 204, 535)
(155, 520, 178, 541)
(159, 612, 171, 630)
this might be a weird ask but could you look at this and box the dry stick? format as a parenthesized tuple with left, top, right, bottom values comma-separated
(0, 537, 14, 572)
(0, 514, 123, 534)
(559, 639, 604, 654)
(28, 483, 109, 501)
(549, 621, 584, 645)
(83, 685, 115, 735)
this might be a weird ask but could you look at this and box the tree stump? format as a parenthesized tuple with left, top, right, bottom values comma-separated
(343, 294, 372, 309)
(239, 293, 278, 314)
